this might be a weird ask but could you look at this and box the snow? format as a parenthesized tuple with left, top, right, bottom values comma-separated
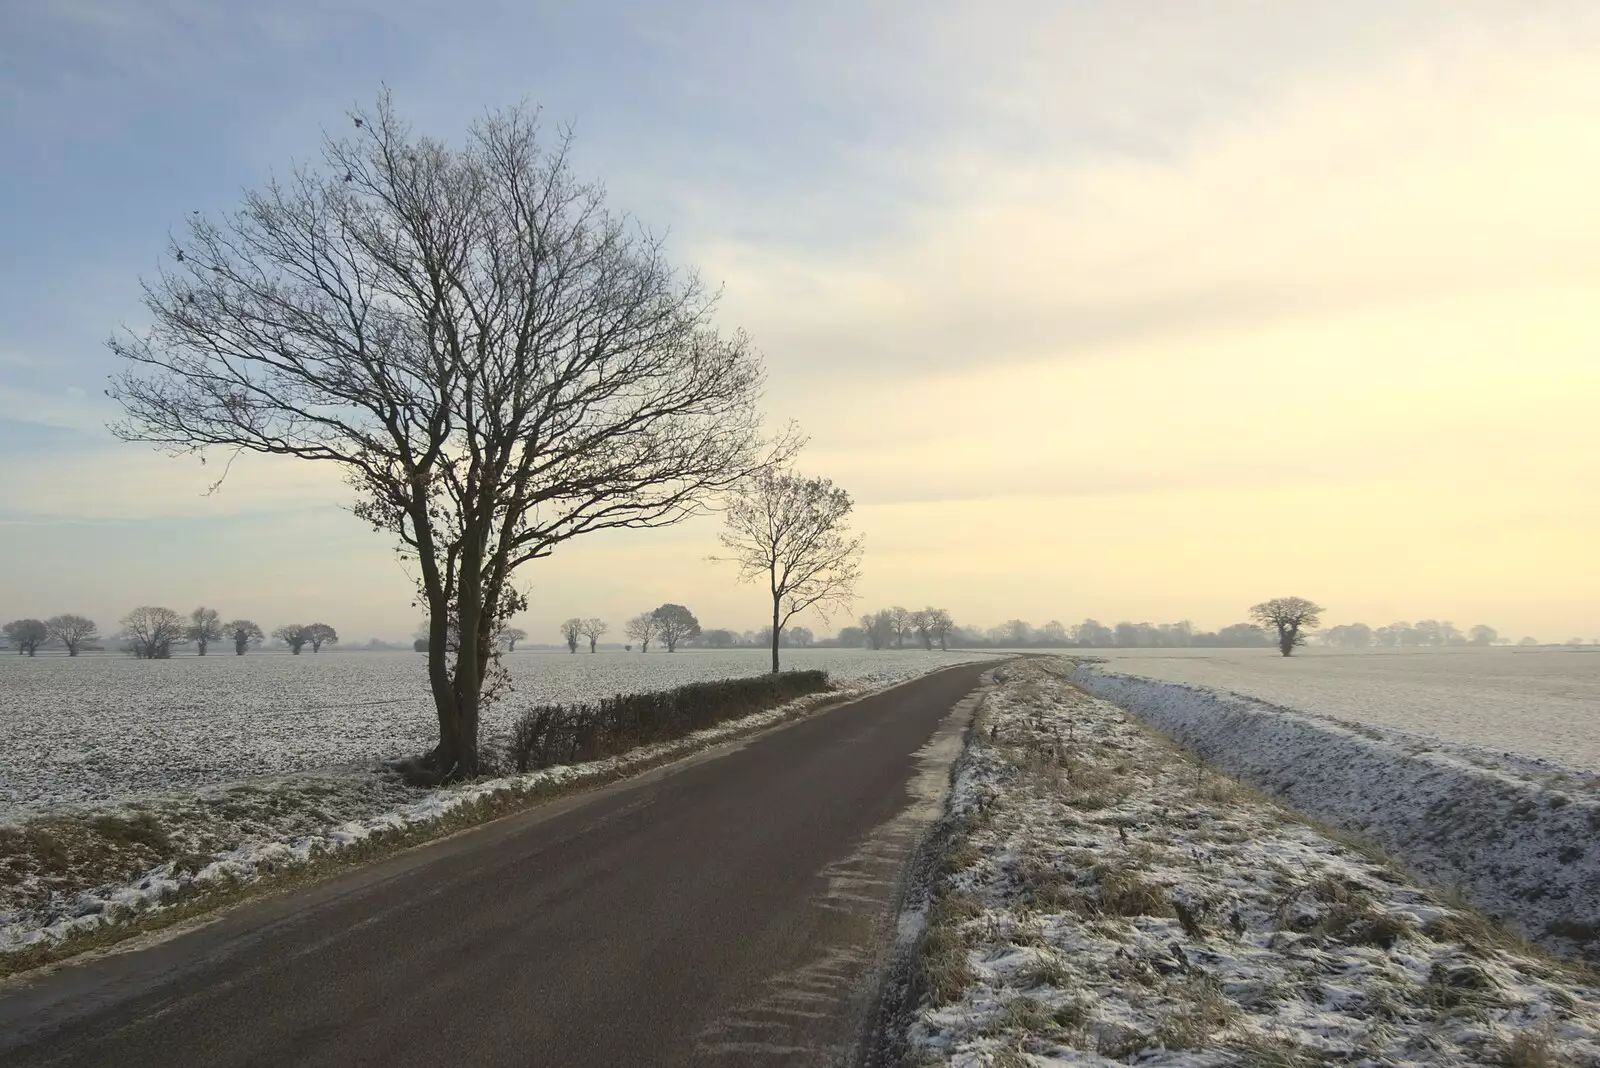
(0, 648, 999, 819)
(902, 658, 1600, 1066)
(0, 658, 1000, 960)
(1072, 662, 1600, 960)
(1080, 647, 1600, 773)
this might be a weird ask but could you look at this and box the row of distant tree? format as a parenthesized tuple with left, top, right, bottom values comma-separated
(822, 610, 1271, 650)
(2, 609, 337, 659)
(407, 603, 826, 656)
(1317, 621, 1529, 648)
(482, 605, 818, 654)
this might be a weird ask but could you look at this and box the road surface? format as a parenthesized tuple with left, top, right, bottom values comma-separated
(0, 662, 991, 1067)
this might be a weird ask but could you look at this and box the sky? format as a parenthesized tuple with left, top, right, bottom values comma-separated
(3, 1, 1598, 644)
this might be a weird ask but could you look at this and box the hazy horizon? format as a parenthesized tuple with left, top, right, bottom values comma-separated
(4, 2, 1598, 643)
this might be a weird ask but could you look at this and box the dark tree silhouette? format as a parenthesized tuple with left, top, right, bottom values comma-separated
(45, 615, 98, 656)
(227, 619, 265, 655)
(717, 469, 863, 673)
(1249, 597, 1325, 657)
(273, 624, 311, 655)
(500, 627, 527, 652)
(4, 618, 48, 656)
(560, 618, 584, 654)
(307, 623, 339, 653)
(650, 604, 700, 652)
(106, 94, 782, 778)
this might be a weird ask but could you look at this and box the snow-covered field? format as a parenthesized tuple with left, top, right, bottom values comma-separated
(0, 648, 998, 818)
(902, 658, 1600, 1066)
(1082, 647, 1600, 773)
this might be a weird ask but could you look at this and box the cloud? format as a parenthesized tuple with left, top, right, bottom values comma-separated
(701, 17, 1600, 378)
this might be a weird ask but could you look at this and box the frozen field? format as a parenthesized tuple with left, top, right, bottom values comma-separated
(1083, 647, 1600, 773)
(0, 648, 998, 818)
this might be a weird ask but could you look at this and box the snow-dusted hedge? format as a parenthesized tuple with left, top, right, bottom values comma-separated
(1072, 664, 1600, 960)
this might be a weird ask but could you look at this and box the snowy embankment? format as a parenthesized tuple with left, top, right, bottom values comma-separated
(1072, 662, 1600, 961)
(1, 662, 993, 969)
(900, 658, 1600, 1066)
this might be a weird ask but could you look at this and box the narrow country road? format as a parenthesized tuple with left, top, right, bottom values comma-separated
(0, 662, 991, 1067)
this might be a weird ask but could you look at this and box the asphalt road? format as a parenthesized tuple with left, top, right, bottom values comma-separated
(0, 661, 991, 1068)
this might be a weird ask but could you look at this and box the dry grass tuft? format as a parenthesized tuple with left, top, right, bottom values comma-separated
(917, 924, 974, 1007)
(1503, 1022, 1559, 1068)
(1096, 867, 1171, 917)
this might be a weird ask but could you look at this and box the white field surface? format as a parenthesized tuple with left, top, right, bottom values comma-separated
(905, 658, 1600, 1066)
(0, 647, 998, 819)
(1080, 647, 1600, 774)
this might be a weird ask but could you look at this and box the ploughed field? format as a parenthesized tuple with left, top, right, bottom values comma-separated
(1083, 647, 1600, 774)
(0, 648, 996, 819)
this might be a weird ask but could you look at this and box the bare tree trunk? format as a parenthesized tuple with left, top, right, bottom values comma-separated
(771, 597, 782, 674)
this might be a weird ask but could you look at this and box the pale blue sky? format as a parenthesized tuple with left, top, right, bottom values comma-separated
(4, 2, 1598, 642)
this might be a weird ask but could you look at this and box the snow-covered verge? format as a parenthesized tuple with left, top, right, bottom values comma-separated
(900, 658, 1600, 1066)
(1, 666, 966, 972)
(1071, 663, 1600, 962)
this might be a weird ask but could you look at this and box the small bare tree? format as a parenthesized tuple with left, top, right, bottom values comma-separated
(560, 618, 584, 654)
(273, 623, 311, 655)
(501, 627, 527, 652)
(650, 604, 700, 652)
(227, 619, 264, 655)
(188, 606, 224, 655)
(717, 469, 863, 673)
(580, 617, 608, 653)
(124, 606, 186, 659)
(307, 623, 339, 652)
(625, 612, 658, 652)
(46, 615, 98, 656)
(1249, 597, 1325, 657)
(106, 95, 781, 778)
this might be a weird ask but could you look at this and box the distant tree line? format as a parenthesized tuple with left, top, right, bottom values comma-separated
(1317, 620, 1513, 648)
(2, 608, 335, 659)
(824, 610, 1273, 650)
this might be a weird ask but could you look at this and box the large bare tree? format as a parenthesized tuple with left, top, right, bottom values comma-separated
(107, 95, 776, 778)
(579, 617, 608, 653)
(188, 606, 224, 655)
(123, 606, 186, 659)
(46, 615, 98, 656)
(717, 469, 863, 673)
(1249, 596, 1325, 657)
